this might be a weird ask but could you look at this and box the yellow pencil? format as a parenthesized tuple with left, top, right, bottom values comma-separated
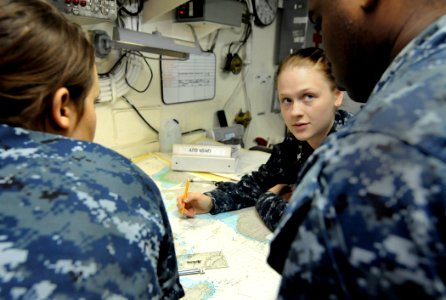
(181, 179, 190, 216)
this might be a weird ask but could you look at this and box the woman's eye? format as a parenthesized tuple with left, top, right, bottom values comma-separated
(281, 98, 292, 104)
(303, 94, 315, 102)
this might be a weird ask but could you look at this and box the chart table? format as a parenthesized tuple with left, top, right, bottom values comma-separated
(134, 153, 281, 300)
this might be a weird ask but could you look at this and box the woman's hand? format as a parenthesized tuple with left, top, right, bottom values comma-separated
(177, 192, 214, 217)
(268, 184, 293, 202)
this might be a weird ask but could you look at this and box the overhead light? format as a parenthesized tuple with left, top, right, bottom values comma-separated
(92, 27, 202, 59)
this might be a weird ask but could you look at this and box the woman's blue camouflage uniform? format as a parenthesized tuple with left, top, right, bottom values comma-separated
(0, 124, 184, 299)
(206, 110, 352, 231)
(268, 16, 446, 299)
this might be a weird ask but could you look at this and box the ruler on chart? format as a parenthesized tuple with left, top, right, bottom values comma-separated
(177, 251, 228, 270)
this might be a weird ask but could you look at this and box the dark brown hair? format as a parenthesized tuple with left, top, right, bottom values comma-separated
(0, 0, 95, 130)
(276, 47, 337, 91)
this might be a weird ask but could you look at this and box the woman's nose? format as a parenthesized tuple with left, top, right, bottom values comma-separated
(290, 101, 304, 116)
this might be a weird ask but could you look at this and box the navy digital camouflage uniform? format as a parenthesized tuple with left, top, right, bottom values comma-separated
(0, 124, 184, 299)
(268, 16, 446, 299)
(206, 110, 352, 231)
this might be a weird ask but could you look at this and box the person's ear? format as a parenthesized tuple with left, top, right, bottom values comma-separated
(51, 87, 73, 131)
(334, 90, 344, 108)
(361, 0, 378, 12)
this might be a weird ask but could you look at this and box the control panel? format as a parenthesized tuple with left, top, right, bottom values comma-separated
(49, 0, 117, 22)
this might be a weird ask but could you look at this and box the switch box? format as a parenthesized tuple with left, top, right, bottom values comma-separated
(175, 0, 244, 27)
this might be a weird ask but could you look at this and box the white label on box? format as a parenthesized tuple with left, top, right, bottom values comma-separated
(172, 144, 232, 158)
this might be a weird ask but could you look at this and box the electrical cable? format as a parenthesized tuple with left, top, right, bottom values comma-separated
(121, 96, 159, 133)
(182, 128, 207, 135)
(97, 0, 145, 104)
(121, 96, 207, 136)
(187, 24, 205, 52)
(98, 53, 127, 77)
(124, 51, 153, 93)
(117, 0, 144, 17)
(208, 29, 220, 52)
(98, 54, 142, 103)
(234, 21, 252, 54)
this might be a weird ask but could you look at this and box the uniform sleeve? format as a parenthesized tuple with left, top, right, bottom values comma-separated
(206, 143, 287, 214)
(130, 165, 185, 299)
(255, 191, 288, 231)
(156, 196, 185, 299)
(206, 173, 264, 214)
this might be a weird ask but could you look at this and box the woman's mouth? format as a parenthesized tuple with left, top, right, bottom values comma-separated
(293, 122, 309, 131)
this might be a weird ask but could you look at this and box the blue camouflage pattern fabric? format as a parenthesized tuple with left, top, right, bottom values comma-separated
(268, 15, 446, 299)
(0, 124, 184, 299)
(206, 110, 352, 231)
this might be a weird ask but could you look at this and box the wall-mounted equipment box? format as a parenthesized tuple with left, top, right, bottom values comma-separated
(49, 0, 117, 22)
(277, 0, 309, 63)
(175, 0, 244, 27)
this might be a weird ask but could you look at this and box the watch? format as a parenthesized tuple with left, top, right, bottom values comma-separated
(252, 0, 278, 26)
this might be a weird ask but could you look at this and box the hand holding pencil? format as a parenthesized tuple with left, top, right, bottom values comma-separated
(176, 182, 214, 217)
(180, 180, 189, 216)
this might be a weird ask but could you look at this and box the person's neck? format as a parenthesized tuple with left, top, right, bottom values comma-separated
(391, 3, 446, 60)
